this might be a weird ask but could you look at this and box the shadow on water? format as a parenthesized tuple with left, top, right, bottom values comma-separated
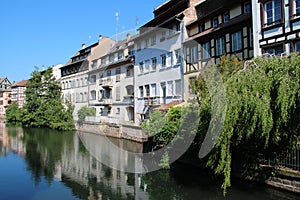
(0, 124, 299, 200)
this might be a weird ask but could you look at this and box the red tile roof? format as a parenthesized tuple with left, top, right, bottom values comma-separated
(11, 80, 27, 87)
(154, 100, 182, 111)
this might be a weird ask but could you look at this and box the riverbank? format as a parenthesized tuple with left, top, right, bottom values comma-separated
(64, 121, 300, 195)
(75, 121, 149, 143)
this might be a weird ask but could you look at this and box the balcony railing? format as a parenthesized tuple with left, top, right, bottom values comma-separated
(99, 79, 113, 88)
(144, 97, 160, 106)
(98, 98, 112, 105)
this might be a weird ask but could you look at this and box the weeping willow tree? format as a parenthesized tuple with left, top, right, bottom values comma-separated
(194, 54, 300, 195)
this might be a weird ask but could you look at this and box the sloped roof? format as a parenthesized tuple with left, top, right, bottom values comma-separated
(11, 80, 27, 87)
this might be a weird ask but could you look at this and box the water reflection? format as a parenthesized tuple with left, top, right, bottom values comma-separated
(0, 122, 299, 200)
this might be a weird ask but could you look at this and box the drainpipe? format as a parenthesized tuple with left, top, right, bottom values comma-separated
(176, 17, 185, 102)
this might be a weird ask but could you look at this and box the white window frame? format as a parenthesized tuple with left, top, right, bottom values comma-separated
(264, 0, 282, 26)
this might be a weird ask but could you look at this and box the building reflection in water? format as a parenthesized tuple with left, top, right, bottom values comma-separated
(0, 122, 149, 200)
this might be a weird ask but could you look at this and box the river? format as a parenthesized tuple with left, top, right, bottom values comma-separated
(0, 124, 299, 200)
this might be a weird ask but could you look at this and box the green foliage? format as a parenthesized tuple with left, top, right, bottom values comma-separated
(195, 55, 300, 195)
(6, 102, 24, 122)
(77, 106, 96, 124)
(7, 66, 75, 131)
(141, 106, 183, 146)
(159, 152, 170, 170)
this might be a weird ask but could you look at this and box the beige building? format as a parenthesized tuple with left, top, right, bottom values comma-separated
(60, 35, 115, 120)
(0, 77, 12, 118)
(11, 80, 27, 108)
(88, 34, 135, 124)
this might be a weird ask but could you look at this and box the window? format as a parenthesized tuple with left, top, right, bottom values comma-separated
(151, 57, 157, 71)
(139, 62, 144, 74)
(175, 49, 181, 64)
(244, 2, 251, 13)
(109, 55, 114, 63)
(116, 86, 120, 101)
(151, 84, 156, 97)
(295, 0, 300, 16)
(199, 23, 205, 32)
(264, 0, 282, 26)
(118, 52, 124, 60)
(145, 60, 150, 73)
(167, 81, 173, 96)
(175, 80, 182, 96)
(116, 108, 120, 114)
(139, 86, 144, 98)
(116, 68, 121, 82)
(145, 38, 149, 48)
(294, 42, 300, 52)
(190, 46, 198, 63)
(166, 52, 172, 67)
(145, 85, 150, 97)
(249, 27, 253, 48)
(216, 37, 225, 56)
(107, 70, 111, 77)
(90, 75, 96, 84)
(202, 42, 211, 59)
(161, 31, 166, 42)
(126, 66, 133, 77)
(176, 22, 181, 32)
(137, 43, 141, 51)
(91, 59, 98, 68)
(151, 35, 156, 46)
(212, 17, 219, 27)
(231, 31, 242, 52)
(265, 47, 283, 55)
(161, 54, 166, 67)
(90, 90, 96, 100)
(223, 12, 229, 23)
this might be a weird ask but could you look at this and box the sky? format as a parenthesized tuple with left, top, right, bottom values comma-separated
(0, 0, 167, 82)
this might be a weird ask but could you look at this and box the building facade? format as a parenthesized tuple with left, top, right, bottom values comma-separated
(11, 80, 27, 108)
(60, 36, 115, 120)
(88, 34, 135, 124)
(183, 0, 254, 101)
(133, 0, 190, 124)
(252, 0, 300, 56)
(0, 78, 11, 118)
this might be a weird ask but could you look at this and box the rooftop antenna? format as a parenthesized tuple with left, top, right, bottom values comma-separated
(135, 16, 139, 29)
(116, 11, 120, 41)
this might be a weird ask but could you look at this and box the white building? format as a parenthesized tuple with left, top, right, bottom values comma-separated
(133, 0, 189, 124)
(252, 0, 300, 56)
(88, 34, 135, 124)
(60, 36, 115, 120)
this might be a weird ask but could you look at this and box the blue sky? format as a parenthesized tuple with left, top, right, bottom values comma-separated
(0, 0, 167, 82)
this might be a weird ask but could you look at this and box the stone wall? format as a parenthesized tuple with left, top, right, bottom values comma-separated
(76, 121, 148, 143)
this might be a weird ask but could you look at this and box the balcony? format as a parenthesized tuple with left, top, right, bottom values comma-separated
(123, 95, 134, 104)
(99, 79, 113, 88)
(144, 97, 160, 106)
(98, 98, 113, 105)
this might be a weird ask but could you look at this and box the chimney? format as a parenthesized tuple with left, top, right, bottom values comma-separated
(98, 35, 103, 44)
(126, 33, 131, 41)
(82, 43, 86, 49)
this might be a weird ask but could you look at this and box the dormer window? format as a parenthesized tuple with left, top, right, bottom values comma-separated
(244, 2, 251, 13)
(212, 17, 219, 28)
(223, 12, 229, 23)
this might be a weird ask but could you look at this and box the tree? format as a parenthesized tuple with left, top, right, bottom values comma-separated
(5, 102, 23, 123)
(77, 106, 96, 124)
(21, 66, 75, 131)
